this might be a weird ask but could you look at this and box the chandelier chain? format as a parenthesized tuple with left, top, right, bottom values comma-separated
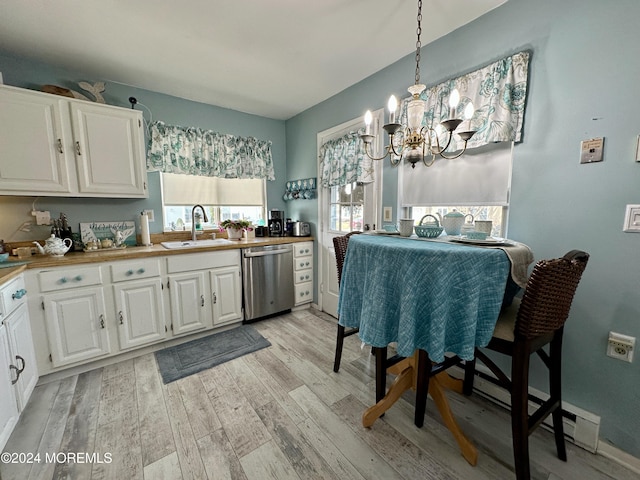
(414, 0, 422, 85)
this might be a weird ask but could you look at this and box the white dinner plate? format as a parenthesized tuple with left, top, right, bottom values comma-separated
(373, 230, 400, 235)
(448, 236, 511, 246)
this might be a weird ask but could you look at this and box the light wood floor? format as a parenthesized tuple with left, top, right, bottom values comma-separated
(1, 308, 636, 480)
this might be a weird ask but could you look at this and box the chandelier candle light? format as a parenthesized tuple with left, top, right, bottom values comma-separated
(360, 0, 477, 168)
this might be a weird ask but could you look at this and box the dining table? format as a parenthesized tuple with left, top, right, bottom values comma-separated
(337, 232, 533, 465)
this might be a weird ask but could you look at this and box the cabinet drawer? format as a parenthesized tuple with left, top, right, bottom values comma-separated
(0, 275, 27, 317)
(294, 242, 313, 258)
(294, 269, 313, 285)
(38, 266, 103, 292)
(294, 257, 313, 271)
(294, 281, 313, 305)
(111, 259, 161, 282)
(167, 250, 239, 273)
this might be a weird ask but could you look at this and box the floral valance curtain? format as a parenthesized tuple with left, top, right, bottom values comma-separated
(147, 121, 275, 181)
(319, 130, 374, 188)
(399, 51, 530, 152)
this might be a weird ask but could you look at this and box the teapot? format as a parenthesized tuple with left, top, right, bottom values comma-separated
(437, 210, 466, 236)
(33, 235, 73, 257)
(460, 214, 475, 235)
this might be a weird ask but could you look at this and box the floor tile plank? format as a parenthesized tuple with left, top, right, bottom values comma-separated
(176, 374, 222, 440)
(143, 451, 183, 480)
(134, 354, 176, 467)
(256, 400, 338, 480)
(289, 385, 404, 480)
(197, 429, 248, 480)
(53, 369, 103, 480)
(208, 368, 273, 458)
(238, 440, 300, 480)
(162, 382, 207, 480)
(28, 376, 77, 480)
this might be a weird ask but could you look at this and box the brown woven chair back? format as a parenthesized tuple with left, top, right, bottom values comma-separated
(333, 231, 362, 286)
(515, 250, 589, 339)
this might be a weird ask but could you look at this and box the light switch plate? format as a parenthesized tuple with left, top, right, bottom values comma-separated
(623, 204, 640, 232)
(580, 137, 604, 164)
(143, 209, 155, 222)
(383, 207, 393, 222)
(636, 135, 640, 162)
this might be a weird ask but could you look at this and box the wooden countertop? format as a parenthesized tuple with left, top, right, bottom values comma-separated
(0, 264, 28, 285)
(1, 236, 313, 274)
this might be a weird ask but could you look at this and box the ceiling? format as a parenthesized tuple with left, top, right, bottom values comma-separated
(0, 0, 505, 120)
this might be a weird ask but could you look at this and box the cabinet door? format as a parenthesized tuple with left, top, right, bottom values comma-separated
(43, 287, 111, 367)
(0, 325, 19, 451)
(113, 279, 166, 350)
(0, 86, 73, 194)
(6, 303, 38, 411)
(168, 272, 211, 336)
(70, 101, 147, 197)
(210, 266, 243, 326)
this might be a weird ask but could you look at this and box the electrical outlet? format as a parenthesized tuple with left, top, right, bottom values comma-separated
(143, 209, 155, 222)
(607, 332, 635, 362)
(31, 210, 51, 225)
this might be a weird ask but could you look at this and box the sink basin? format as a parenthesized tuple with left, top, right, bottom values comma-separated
(161, 239, 234, 249)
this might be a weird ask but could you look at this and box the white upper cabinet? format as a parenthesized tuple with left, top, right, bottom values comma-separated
(0, 84, 148, 198)
(0, 86, 73, 193)
(70, 101, 147, 196)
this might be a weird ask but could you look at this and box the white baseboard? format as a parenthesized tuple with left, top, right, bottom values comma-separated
(452, 364, 640, 471)
(597, 441, 640, 474)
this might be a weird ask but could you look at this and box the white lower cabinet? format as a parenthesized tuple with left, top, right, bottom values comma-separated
(0, 324, 20, 450)
(43, 286, 111, 367)
(110, 258, 166, 350)
(210, 265, 243, 326)
(168, 271, 210, 336)
(0, 273, 38, 451)
(6, 303, 39, 409)
(24, 247, 250, 375)
(167, 250, 242, 335)
(113, 279, 166, 349)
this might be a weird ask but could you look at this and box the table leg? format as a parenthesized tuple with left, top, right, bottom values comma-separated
(361, 350, 478, 466)
(429, 373, 478, 466)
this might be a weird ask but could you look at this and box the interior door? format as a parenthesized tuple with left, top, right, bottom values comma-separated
(318, 111, 383, 318)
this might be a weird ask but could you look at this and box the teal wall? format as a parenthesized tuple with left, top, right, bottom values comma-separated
(285, 0, 640, 458)
(0, 53, 287, 235)
(2, 0, 640, 458)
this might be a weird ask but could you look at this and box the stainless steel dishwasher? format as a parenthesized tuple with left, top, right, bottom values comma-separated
(242, 244, 294, 321)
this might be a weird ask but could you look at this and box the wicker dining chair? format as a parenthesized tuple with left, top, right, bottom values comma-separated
(465, 250, 589, 480)
(332, 231, 362, 372)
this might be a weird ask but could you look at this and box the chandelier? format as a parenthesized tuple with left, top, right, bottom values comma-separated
(359, 0, 477, 168)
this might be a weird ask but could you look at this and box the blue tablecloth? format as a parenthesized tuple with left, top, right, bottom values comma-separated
(337, 235, 511, 362)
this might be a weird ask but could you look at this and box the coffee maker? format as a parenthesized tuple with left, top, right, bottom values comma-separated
(268, 209, 285, 237)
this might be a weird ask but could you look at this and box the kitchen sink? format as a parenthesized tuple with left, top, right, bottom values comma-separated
(160, 239, 234, 249)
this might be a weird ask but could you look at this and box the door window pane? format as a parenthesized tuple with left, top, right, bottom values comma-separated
(329, 182, 364, 233)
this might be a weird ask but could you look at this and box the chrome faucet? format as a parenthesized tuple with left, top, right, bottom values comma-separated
(191, 205, 208, 241)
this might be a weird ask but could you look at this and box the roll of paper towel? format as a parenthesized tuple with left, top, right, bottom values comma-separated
(140, 212, 151, 246)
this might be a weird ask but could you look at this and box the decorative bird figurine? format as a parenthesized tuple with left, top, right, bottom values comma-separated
(76, 82, 106, 103)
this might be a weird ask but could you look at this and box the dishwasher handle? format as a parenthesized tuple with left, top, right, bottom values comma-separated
(243, 246, 292, 258)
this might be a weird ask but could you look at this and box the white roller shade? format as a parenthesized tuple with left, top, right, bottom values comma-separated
(161, 173, 265, 206)
(400, 142, 513, 207)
